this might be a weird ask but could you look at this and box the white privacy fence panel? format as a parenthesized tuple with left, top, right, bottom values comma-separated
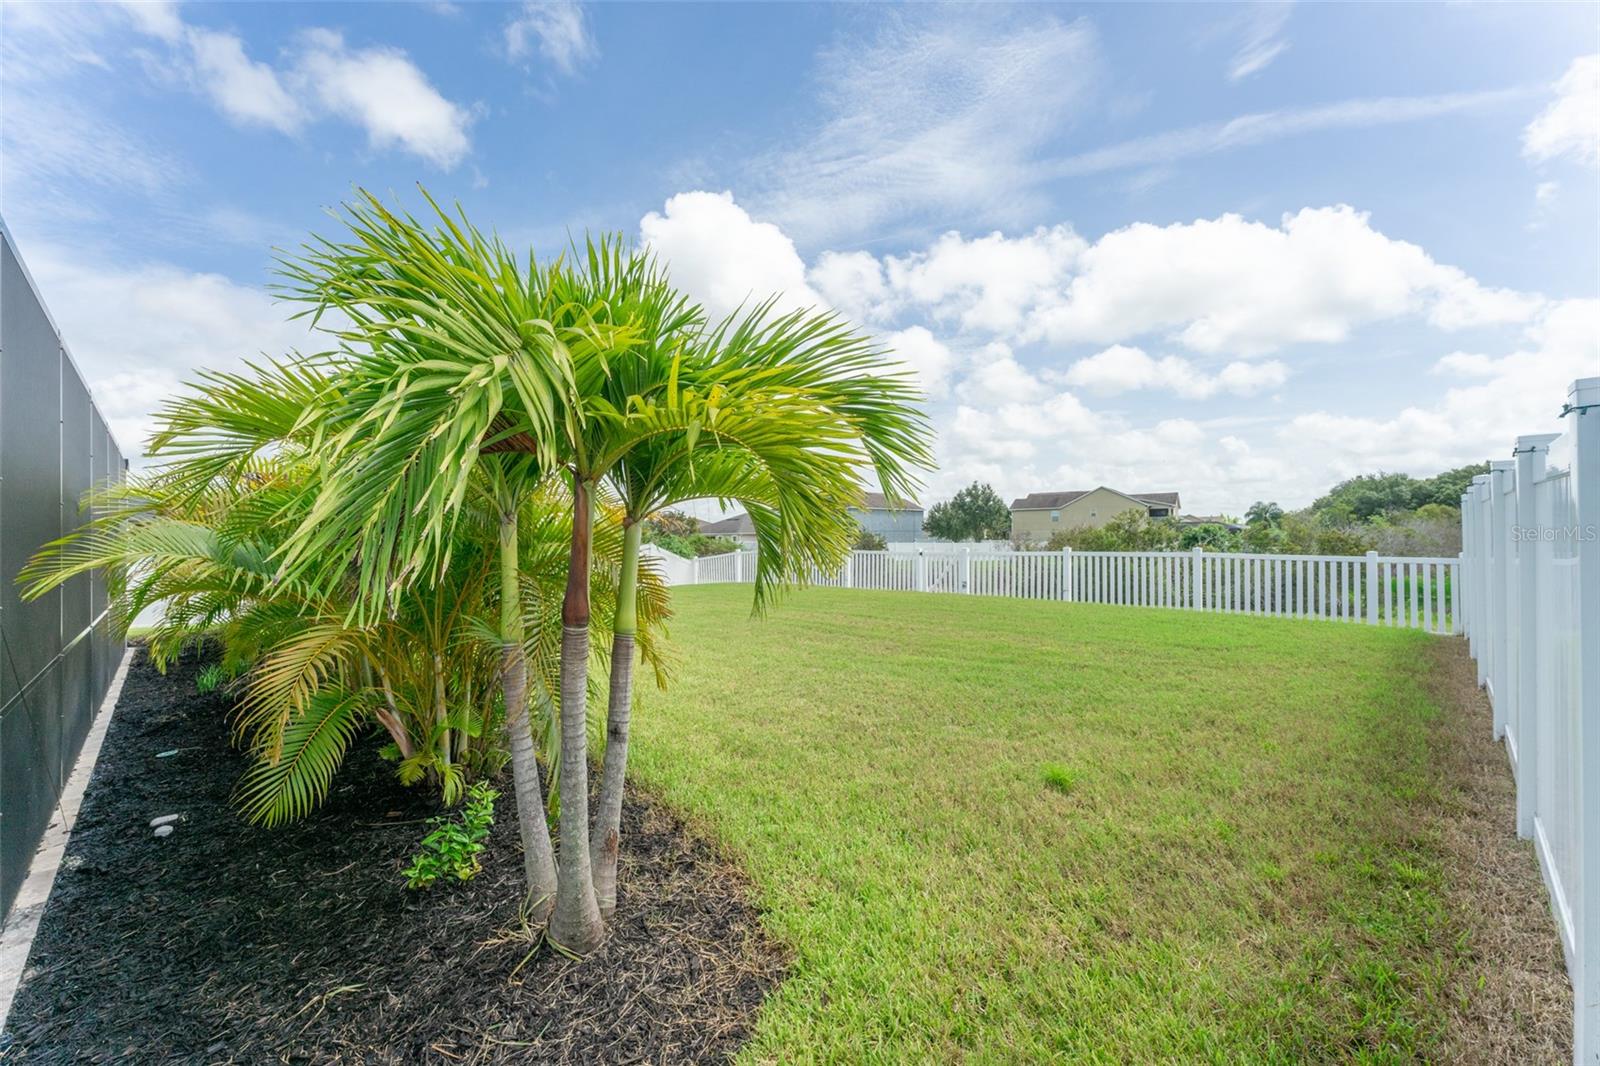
(687, 546, 1460, 632)
(1459, 377, 1598, 1065)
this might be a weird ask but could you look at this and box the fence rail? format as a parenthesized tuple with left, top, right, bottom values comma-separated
(689, 545, 1460, 633)
(1459, 376, 1598, 1064)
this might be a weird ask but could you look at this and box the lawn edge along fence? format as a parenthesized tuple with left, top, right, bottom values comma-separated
(1460, 376, 1600, 1066)
(691, 545, 1460, 633)
(0, 220, 126, 923)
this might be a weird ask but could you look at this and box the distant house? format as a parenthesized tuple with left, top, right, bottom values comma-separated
(699, 491, 926, 549)
(699, 512, 758, 548)
(1009, 488, 1181, 542)
(852, 491, 924, 543)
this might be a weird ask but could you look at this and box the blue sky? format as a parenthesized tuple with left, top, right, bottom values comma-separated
(2, 1, 1596, 516)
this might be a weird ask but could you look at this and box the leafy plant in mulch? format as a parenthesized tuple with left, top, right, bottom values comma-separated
(404, 781, 498, 889)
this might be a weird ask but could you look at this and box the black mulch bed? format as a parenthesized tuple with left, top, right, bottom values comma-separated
(2, 647, 785, 1064)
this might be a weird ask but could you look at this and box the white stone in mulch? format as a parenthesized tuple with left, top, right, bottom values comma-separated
(152, 826, 174, 839)
(148, 815, 182, 829)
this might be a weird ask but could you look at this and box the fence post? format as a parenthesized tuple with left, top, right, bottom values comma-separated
(734, 549, 743, 584)
(915, 549, 928, 593)
(692, 556, 700, 585)
(1192, 547, 1204, 611)
(1568, 377, 1600, 1063)
(1459, 500, 1471, 640)
(1488, 460, 1515, 737)
(844, 551, 854, 589)
(1365, 550, 1379, 626)
(1514, 433, 1559, 840)
(1062, 547, 1073, 602)
(1471, 474, 1492, 686)
(961, 547, 972, 594)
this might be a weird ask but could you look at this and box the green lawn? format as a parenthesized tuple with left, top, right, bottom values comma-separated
(629, 585, 1472, 1063)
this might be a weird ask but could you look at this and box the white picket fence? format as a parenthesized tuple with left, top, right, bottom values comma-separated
(689, 544, 1460, 632)
(1459, 377, 1599, 1064)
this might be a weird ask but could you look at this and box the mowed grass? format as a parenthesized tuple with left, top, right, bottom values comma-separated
(629, 586, 1472, 1063)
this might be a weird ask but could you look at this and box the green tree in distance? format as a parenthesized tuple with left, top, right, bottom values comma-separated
(923, 482, 1011, 542)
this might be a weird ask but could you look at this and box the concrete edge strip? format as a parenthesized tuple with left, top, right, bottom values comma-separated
(0, 645, 135, 1033)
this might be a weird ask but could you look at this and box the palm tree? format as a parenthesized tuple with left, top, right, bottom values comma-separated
(19, 358, 672, 838)
(581, 292, 933, 917)
(273, 190, 931, 953)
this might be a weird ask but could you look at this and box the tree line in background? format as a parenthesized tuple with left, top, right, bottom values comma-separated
(639, 509, 740, 558)
(912, 464, 1484, 557)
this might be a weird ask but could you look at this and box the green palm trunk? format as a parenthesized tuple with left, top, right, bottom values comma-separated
(499, 510, 558, 919)
(591, 520, 640, 917)
(548, 474, 605, 953)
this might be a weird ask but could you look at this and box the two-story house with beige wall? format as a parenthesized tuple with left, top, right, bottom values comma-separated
(1009, 488, 1181, 543)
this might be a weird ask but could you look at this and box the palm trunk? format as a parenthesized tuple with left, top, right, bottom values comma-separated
(500, 511, 557, 920)
(548, 473, 605, 953)
(591, 520, 639, 918)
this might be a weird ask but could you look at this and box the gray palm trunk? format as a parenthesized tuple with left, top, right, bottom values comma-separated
(501, 641, 558, 920)
(590, 631, 634, 917)
(499, 512, 557, 920)
(549, 623, 604, 951)
(548, 476, 605, 953)
(591, 519, 641, 918)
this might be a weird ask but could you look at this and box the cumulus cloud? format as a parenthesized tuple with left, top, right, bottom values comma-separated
(1061, 346, 1287, 399)
(504, 1, 596, 75)
(25, 244, 319, 455)
(808, 250, 890, 325)
(1523, 54, 1599, 167)
(1026, 206, 1542, 353)
(1281, 298, 1598, 482)
(927, 303, 1594, 516)
(880, 326, 956, 399)
(879, 226, 1085, 334)
(802, 205, 1543, 356)
(118, 4, 473, 168)
(187, 26, 303, 133)
(291, 29, 473, 168)
(640, 191, 822, 321)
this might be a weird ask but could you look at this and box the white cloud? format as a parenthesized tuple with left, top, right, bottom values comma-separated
(187, 26, 302, 133)
(1281, 298, 1599, 483)
(881, 326, 956, 399)
(1039, 87, 1528, 183)
(641, 189, 1562, 515)
(640, 191, 822, 321)
(957, 343, 1049, 406)
(808, 250, 890, 325)
(794, 205, 1543, 357)
(1523, 54, 1599, 167)
(1227, 2, 1292, 82)
(880, 226, 1085, 334)
(116, 5, 473, 168)
(751, 11, 1100, 241)
(1025, 206, 1543, 353)
(504, 1, 596, 75)
(25, 245, 320, 457)
(290, 29, 473, 169)
(1431, 351, 1497, 377)
(1061, 345, 1287, 399)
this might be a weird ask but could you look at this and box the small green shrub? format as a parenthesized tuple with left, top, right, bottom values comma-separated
(1041, 763, 1078, 795)
(195, 663, 227, 694)
(403, 781, 498, 890)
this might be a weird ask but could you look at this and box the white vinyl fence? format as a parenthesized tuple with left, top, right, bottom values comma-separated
(689, 544, 1460, 632)
(1459, 377, 1599, 1064)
